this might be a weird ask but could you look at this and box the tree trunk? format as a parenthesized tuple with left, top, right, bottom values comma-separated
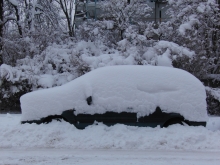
(13, 4, 22, 36)
(0, 0, 3, 65)
(120, 29, 125, 40)
(7, 0, 22, 36)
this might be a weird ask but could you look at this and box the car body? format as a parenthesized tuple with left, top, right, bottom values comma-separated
(20, 65, 208, 128)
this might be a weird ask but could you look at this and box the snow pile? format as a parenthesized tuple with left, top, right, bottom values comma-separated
(206, 116, 220, 131)
(20, 65, 207, 122)
(0, 114, 219, 150)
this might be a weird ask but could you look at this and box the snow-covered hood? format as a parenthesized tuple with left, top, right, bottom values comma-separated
(20, 65, 208, 121)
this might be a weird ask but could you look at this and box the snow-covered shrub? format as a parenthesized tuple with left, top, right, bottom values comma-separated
(142, 22, 163, 40)
(1, 39, 185, 96)
(0, 64, 32, 111)
(160, 0, 220, 78)
(3, 36, 34, 66)
(0, 42, 87, 110)
(76, 20, 119, 47)
(2, 30, 67, 66)
(116, 26, 195, 67)
(101, 0, 151, 40)
(206, 87, 220, 116)
(0, 79, 31, 111)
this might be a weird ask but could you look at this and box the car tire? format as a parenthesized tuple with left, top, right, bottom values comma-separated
(163, 118, 187, 127)
(42, 115, 66, 124)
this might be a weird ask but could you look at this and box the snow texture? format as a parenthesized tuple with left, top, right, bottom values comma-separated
(104, 20, 114, 29)
(0, 114, 220, 151)
(178, 15, 199, 35)
(1, 149, 220, 165)
(38, 74, 55, 88)
(155, 41, 195, 58)
(0, 64, 14, 81)
(8, 0, 19, 6)
(20, 65, 207, 122)
(206, 87, 220, 101)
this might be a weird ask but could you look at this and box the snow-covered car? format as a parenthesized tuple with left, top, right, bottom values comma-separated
(20, 65, 208, 128)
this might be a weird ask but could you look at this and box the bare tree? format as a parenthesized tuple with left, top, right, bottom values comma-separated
(101, 0, 151, 40)
(54, 0, 87, 37)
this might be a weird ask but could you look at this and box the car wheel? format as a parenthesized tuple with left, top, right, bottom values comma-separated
(42, 115, 66, 124)
(163, 118, 188, 127)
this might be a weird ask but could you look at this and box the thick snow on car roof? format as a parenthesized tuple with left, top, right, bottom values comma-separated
(20, 65, 207, 121)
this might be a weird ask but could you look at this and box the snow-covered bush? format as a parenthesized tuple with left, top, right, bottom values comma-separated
(101, 0, 151, 40)
(116, 25, 195, 67)
(76, 20, 120, 47)
(160, 0, 220, 78)
(1, 37, 193, 106)
(0, 78, 31, 111)
(2, 30, 67, 66)
(2, 36, 34, 66)
(206, 87, 220, 116)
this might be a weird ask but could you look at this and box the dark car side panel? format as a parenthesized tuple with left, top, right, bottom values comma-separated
(21, 107, 206, 128)
(61, 107, 197, 129)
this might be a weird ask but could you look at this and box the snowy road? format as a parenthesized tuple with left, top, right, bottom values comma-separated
(1, 149, 220, 165)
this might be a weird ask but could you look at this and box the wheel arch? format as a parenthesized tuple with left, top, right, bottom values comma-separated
(42, 114, 68, 123)
(162, 116, 189, 127)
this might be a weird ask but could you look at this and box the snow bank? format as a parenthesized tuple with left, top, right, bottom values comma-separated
(20, 65, 207, 122)
(0, 114, 219, 150)
(206, 116, 220, 131)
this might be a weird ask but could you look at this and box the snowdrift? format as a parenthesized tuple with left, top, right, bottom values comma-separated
(1, 114, 220, 151)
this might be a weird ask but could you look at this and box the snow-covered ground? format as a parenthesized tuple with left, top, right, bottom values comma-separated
(1, 149, 220, 165)
(0, 114, 220, 165)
